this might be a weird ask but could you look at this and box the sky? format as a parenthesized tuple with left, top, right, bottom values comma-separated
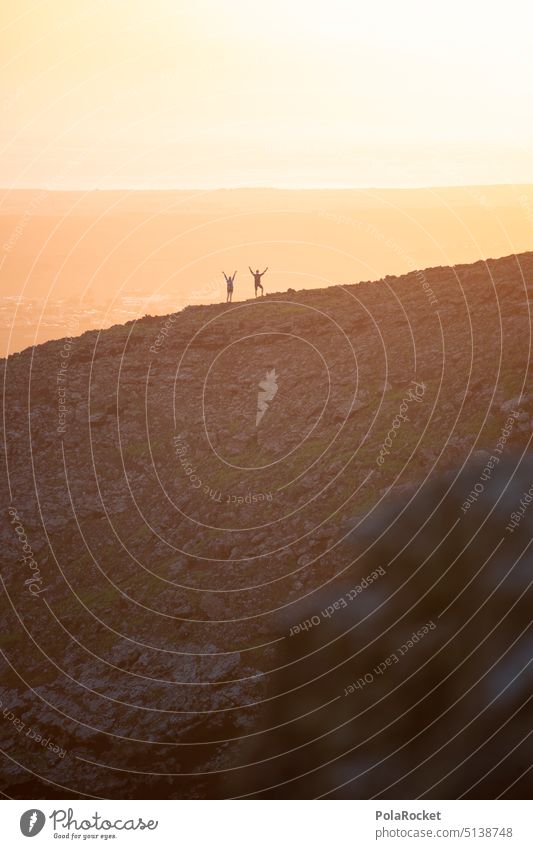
(1, 0, 533, 188)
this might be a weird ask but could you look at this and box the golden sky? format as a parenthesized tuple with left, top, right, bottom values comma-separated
(1, 0, 533, 188)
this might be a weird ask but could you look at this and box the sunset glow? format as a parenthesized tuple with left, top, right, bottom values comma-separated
(2, 0, 533, 188)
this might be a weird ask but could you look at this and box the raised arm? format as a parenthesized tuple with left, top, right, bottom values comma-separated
(233, 270, 237, 279)
(249, 266, 254, 275)
(222, 272, 228, 282)
(261, 267, 268, 276)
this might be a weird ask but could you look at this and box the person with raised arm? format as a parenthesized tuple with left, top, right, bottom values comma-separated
(249, 266, 268, 297)
(222, 270, 237, 302)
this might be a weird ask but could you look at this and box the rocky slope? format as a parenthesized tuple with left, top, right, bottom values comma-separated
(1, 251, 532, 798)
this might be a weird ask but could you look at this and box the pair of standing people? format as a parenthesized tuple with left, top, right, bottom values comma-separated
(222, 267, 268, 302)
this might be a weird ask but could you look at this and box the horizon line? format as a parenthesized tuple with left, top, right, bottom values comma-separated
(1, 182, 533, 193)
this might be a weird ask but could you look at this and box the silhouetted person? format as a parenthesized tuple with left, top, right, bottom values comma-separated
(249, 266, 267, 297)
(223, 271, 236, 303)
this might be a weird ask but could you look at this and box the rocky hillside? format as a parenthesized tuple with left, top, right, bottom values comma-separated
(1, 251, 533, 798)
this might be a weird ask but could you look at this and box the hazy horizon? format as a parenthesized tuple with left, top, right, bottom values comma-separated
(3, 1, 533, 189)
(3, 182, 533, 191)
(2, 0, 533, 352)
(2, 0, 533, 810)
(2, 182, 533, 356)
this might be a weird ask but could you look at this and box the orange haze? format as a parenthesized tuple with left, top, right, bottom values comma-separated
(1, 185, 533, 355)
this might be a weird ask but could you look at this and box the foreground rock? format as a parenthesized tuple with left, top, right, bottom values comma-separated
(1, 251, 532, 798)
